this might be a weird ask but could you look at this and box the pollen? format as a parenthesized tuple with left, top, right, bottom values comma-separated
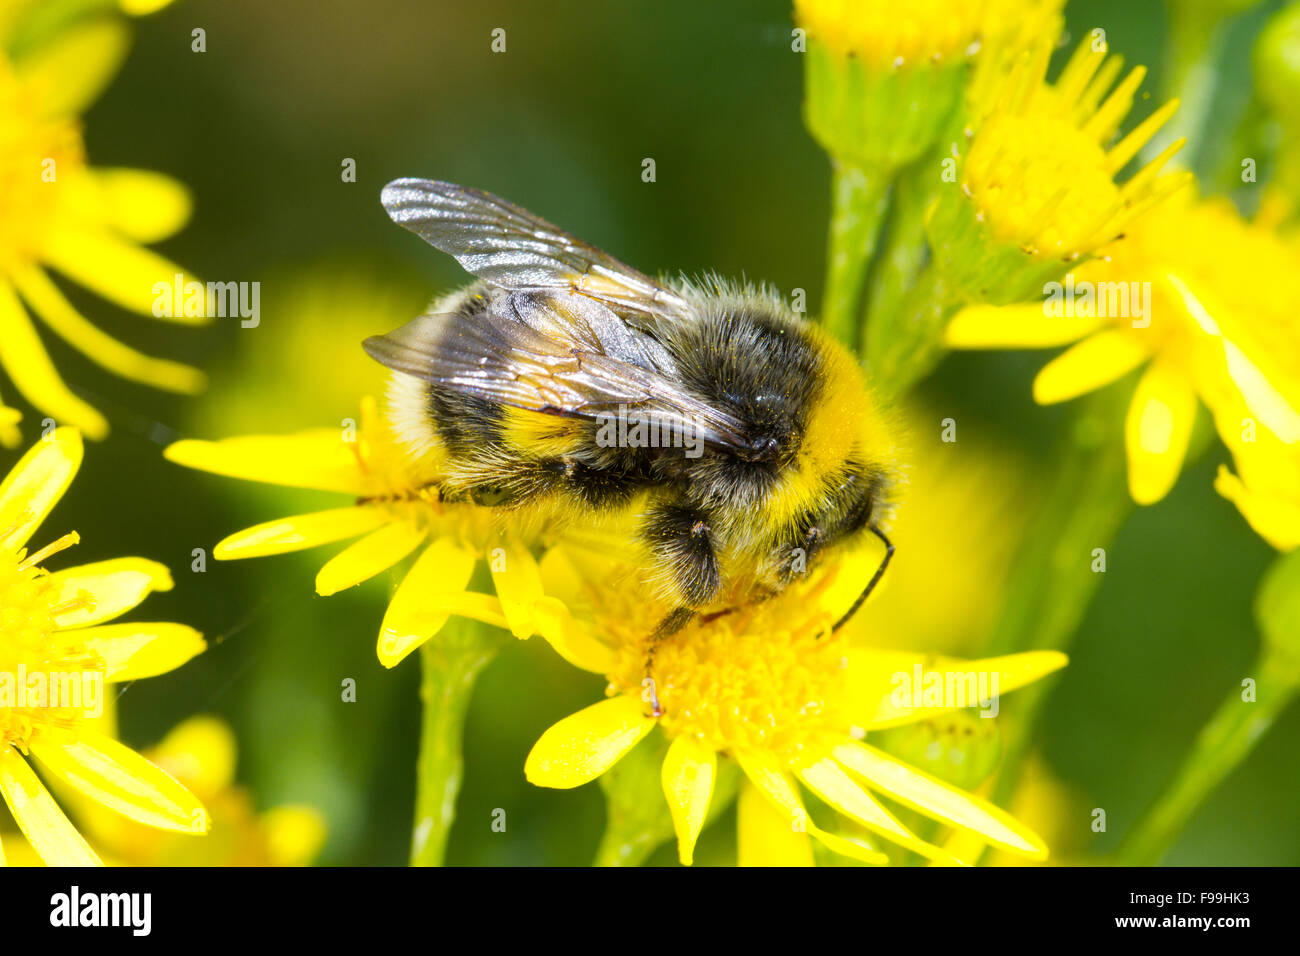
(961, 40, 1190, 259)
(0, 536, 100, 750)
(605, 575, 855, 765)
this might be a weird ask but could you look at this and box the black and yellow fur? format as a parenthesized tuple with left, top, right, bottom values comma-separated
(366, 180, 897, 636)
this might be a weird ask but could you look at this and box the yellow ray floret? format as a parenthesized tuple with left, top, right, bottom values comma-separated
(0, 10, 205, 445)
(0, 429, 207, 865)
(165, 397, 569, 668)
(526, 540, 1064, 866)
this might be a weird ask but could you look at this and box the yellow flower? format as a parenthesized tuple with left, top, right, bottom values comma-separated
(948, 191, 1300, 505)
(165, 396, 567, 668)
(0, 2, 205, 446)
(61, 715, 324, 866)
(525, 540, 1066, 865)
(846, 404, 1037, 657)
(0, 428, 207, 865)
(929, 36, 1190, 305)
(793, 0, 1061, 69)
(1209, 369, 1300, 550)
(796, 0, 1064, 172)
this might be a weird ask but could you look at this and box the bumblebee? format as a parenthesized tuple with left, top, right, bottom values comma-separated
(367, 180, 897, 705)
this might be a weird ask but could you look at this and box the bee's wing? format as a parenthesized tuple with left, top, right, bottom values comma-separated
(364, 292, 756, 454)
(381, 178, 692, 322)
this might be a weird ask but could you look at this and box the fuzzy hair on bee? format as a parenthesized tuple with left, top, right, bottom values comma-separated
(367, 180, 900, 691)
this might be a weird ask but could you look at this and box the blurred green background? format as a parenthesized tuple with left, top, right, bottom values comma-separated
(7, 0, 1296, 864)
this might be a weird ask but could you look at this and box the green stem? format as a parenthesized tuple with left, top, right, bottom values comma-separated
(593, 730, 673, 867)
(979, 392, 1133, 832)
(1115, 653, 1299, 866)
(410, 618, 508, 866)
(822, 162, 892, 351)
(863, 156, 933, 345)
(592, 817, 667, 867)
(1152, 4, 1229, 177)
(867, 259, 953, 400)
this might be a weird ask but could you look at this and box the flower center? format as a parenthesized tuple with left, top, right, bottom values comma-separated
(0, 535, 100, 749)
(964, 114, 1120, 257)
(605, 575, 853, 765)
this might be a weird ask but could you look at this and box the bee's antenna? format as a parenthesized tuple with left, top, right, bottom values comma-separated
(831, 525, 894, 633)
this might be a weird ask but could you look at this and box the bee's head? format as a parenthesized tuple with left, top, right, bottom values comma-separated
(794, 327, 897, 501)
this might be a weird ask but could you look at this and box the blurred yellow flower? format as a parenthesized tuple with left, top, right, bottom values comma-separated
(0, 428, 207, 865)
(796, 0, 1064, 174)
(66, 715, 324, 866)
(948, 192, 1300, 505)
(1210, 374, 1300, 550)
(0, 0, 204, 446)
(165, 396, 570, 668)
(525, 539, 1065, 866)
(930, 36, 1191, 305)
(793, 0, 1061, 68)
(846, 405, 1037, 657)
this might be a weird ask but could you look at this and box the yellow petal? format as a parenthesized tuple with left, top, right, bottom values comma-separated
(78, 623, 205, 681)
(42, 228, 209, 324)
(0, 425, 82, 551)
(1164, 272, 1300, 444)
(315, 521, 425, 596)
(29, 732, 207, 834)
(261, 805, 328, 866)
(379, 591, 511, 666)
(735, 749, 889, 866)
(832, 741, 1048, 860)
(1125, 357, 1197, 505)
(524, 697, 655, 789)
(661, 735, 716, 866)
(0, 747, 100, 866)
(1215, 465, 1300, 551)
(120, 0, 178, 13)
(856, 650, 1069, 729)
(377, 536, 476, 668)
(165, 433, 369, 495)
(737, 778, 814, 866)
(14, 266, 204, 393)
(797, 757, 954, 864)
(15, 18, 129, 117)
(82, 169, 192, 243)
(151, 716, 237, 795)
(46, 558, 174, 629)
(488, 535, 546, 638)
(531, 596, 617, 675)
(213, 507, 388, 560)
(1032, 330, 1149, 405)
(945, 303, 1102, 349)
(0, 403, 21, 448)
(0, 281, 108, 439)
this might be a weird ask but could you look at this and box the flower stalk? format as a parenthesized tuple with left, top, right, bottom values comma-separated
(977, 390, 1133, 840)
(822, 163, 892, 350)
(1117, 546, 1300, 864)
(1115, 653, 1297, 865)
(410, 617, 509, 866)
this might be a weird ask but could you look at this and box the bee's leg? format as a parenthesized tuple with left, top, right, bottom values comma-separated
(640, 501, 721, 717)
(643, 607, 697, 717)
